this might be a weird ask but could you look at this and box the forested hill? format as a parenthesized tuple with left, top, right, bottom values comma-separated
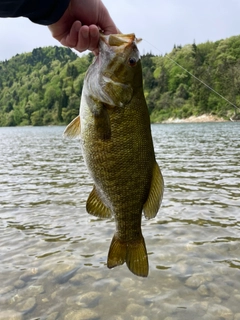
(1, 35, 240, 126)
(0, 46, 93, 126)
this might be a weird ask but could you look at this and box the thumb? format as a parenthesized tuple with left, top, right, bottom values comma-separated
(98, 8, 120, 35)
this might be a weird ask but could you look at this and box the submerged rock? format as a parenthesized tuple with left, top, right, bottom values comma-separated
(197, 284, 209, 296)
(120, 277, 136, 289)
(185, 274, 212, 289)
(13, 280, 25, 289)
(66, 291, 101, 308)
(19, 269, 38, 282)
(64, 309, 99, 320)
(208, 283, 230, 300)
(16, 297, 36, 314)
(203, 304, 233, 320)
(46, 312, 59, 320)
(0, 286, 14, 295)
(126, 303, 145, 316)
(25, 285, 45, 296)
(53, 265, 79, 284)
(111, 316, 124, 320)
(68, 270, 102, 285)
(0, 310, 23, 320)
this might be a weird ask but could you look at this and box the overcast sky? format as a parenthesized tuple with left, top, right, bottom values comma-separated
(0, 0, 240, 61)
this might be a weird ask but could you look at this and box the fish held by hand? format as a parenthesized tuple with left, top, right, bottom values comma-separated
(64, 33, 164, 277)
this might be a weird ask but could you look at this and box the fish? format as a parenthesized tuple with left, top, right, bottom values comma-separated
(64, 33, 164, 277)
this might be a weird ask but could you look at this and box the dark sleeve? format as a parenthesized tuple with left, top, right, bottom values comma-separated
(0, 0, 70, 25)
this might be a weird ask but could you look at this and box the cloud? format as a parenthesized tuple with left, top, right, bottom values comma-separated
(0, 17, 59, 61)
(0, 0, 240, 60)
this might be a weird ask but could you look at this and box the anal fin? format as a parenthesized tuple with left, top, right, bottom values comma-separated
(143, 161, 164, 219)
(86, 186, 112, 219)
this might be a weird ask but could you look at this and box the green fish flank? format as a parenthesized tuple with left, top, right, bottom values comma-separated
(64, 33, 164, 277)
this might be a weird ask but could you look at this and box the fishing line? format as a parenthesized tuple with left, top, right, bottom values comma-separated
(142, 39, 240, 112)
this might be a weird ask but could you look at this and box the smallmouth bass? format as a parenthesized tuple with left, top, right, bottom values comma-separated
(64, 33, 164, 277)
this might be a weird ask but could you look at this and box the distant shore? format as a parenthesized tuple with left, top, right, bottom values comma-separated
(161, 114, 227, 124)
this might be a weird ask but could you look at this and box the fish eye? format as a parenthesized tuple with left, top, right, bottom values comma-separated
(128, 57, 137, 67)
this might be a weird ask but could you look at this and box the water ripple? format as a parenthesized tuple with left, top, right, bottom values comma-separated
(0, 123, 240, 319)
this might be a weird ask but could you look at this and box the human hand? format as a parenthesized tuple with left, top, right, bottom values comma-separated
(48, 0, 119, 54)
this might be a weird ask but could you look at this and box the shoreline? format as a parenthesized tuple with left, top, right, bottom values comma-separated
(161, 114, 227, 124)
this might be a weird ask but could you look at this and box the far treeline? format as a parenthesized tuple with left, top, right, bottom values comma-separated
(0, 34, 240, 127)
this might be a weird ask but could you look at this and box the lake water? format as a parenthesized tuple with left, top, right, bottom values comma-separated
(0, 122, 240, 320)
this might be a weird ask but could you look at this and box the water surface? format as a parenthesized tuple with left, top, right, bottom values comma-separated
(0, 123, 240, 320)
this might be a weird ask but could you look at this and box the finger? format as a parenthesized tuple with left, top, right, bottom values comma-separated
(93, 48, 99, 56)
(88, 25, 100, 52)
(97, 4, 120, 35)
(100, 18, 119, 35)
(104, 23, 121, 35)
(75, 25, 90, 52)
(62, 21, 82, 48)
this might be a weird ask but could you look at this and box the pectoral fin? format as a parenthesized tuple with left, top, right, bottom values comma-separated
(143, 161, 164, 219)
(87, 96, 111, 140)
(94, 107, 111, 140)
(86, 186, 112, 219)
(63, 115, 81, 139)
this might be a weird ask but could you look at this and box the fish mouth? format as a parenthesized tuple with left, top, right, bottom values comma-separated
(100, 33, 142, 49)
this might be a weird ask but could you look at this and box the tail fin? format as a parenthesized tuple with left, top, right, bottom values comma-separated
(107, 234, 149, 277)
